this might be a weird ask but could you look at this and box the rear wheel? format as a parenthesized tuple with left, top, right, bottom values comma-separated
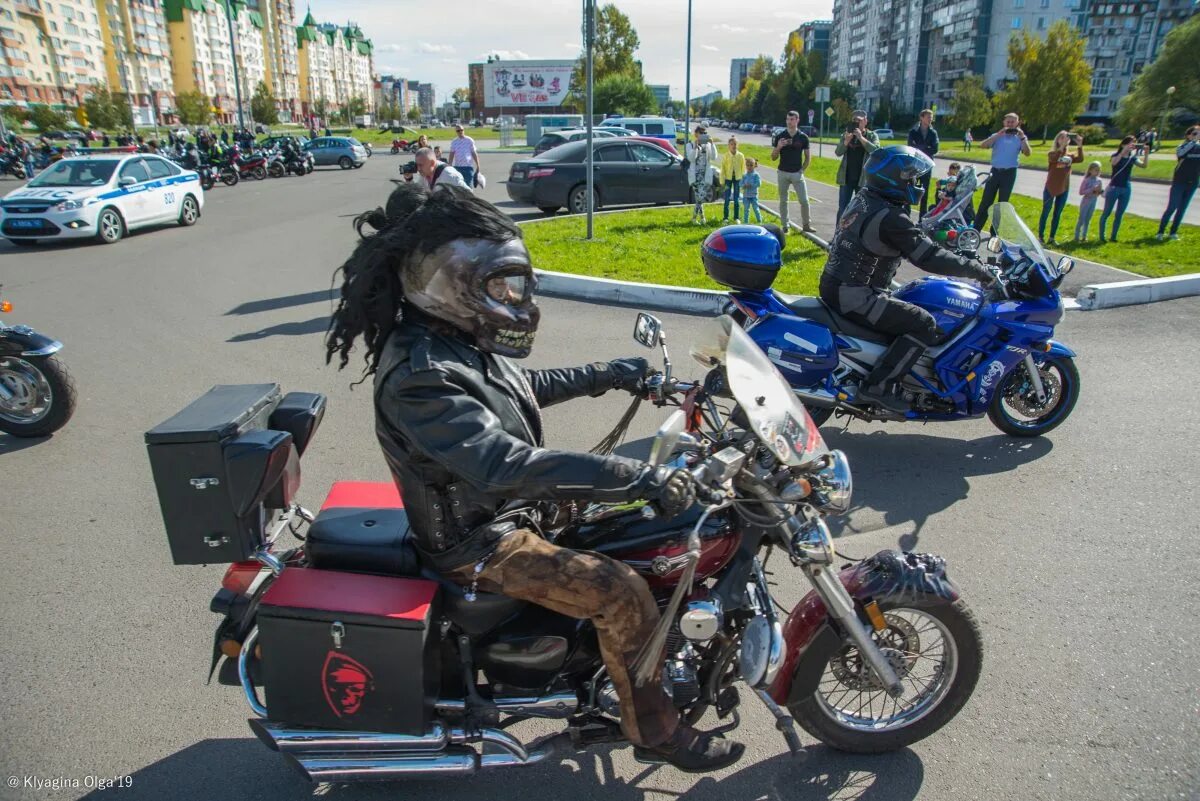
(268, 162, 285, 178)
(178, 194, 199, 226)
(568, 185, 599, 215)
(789, 596, 983, 754)
(987, 355, 1079, 437)
(96, 207, 124, 244)
(252, 165, 267, 181)
(220, 168, 239, 186)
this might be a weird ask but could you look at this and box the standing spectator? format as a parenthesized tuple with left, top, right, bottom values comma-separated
(309, 126, 318, 140)
(16, 137, 35, 179)
(414, 147, 470, 192)
(685, 125, 717, 224)
(964, 130, 973, 151)
(1097, 136, 1149, 243)
(1038, 130, 1083, 244)
(324, 126, 332, 137)
(770, 110, 813, 232)
(448, 125, 480, 188)
(741, 158, 762, 223)
(220, 128, 229, 145)
(907, 109, 941, 215)
(101, 133, 111, 148)
(1147, 128, 1158, 153)
(1074, 161, 1104, 242)
(720, 136, 745, 222)
(1157, 124, 1200, 241)
(835, 110, 880, 219)
(974, 112, 1032, 231)
(433, 145, 444, 163)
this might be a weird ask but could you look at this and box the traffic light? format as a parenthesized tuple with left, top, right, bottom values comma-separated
(75, 106, 89, 127)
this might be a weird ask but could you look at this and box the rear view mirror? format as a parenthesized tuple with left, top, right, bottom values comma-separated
(633, 313, 662, 349)
(1057, 256, 1075, 276)
(648, 410, 687, 467)
(118, 176, 136, 187)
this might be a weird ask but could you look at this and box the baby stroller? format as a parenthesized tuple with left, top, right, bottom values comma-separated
(920, 165, 986, 257)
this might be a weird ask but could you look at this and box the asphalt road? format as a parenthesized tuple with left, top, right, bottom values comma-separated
(1, 154, 1197, 801)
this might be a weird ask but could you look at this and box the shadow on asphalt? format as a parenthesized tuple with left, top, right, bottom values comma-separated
(226, 288, 335, 316)
(820, 428, 1053, 550)
(228, 315, 329, 342)
(0, 431, 52, 454)
(79, 739, 923, 801)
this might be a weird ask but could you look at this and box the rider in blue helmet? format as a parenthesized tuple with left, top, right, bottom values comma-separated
(821, 145, 995, 413)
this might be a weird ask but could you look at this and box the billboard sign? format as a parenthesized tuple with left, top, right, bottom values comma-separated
(484, 60, 574, 107)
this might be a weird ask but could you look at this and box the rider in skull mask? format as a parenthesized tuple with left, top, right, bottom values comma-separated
(326, 183, 744, 773)
(821, 145, 995, 412)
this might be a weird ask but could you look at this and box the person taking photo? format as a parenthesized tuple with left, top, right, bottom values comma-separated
(974, 113, 1032, 231)
(835, 110, 880, 219)
(1157, 125, 1200, 241)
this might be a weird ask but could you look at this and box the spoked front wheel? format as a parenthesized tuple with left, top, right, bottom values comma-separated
(788, 596, 982, 753)
(988, 355, 1079, 437)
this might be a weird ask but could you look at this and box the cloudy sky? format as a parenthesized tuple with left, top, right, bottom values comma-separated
(307, 0, 834, 105)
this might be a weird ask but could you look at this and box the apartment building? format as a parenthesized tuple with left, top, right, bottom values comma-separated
(729, 57, 753, 101)
(795, 20, 832, 70)
(257, 0, 300, 120)
(296, 12, 374, 121)
(1, 0, 107, 107)
(95, 0, 173, 125)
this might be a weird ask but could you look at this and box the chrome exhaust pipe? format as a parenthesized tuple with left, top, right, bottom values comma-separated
(434, 691, 578, 719)
(249, 719, 450, 754)
(286, 750, 478, 782)
(793, 387, 838, 408)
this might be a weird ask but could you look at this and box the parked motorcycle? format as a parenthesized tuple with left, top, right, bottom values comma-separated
(390, 138, 412, 155)
(231, 146, 269, 181)
(0, 152, 26, 180)
(721, 203, 1080, 436)
(0, 286, 76, 437)
(146, 314, 981, 784)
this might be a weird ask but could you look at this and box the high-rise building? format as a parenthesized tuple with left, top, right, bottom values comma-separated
(796, 20, 833, 72)
(417, 81, 434, 115)
(648, 84, 669, 109)
(258, 0, 301, 120)
(729, 57, 754, 100)
(1079, 0, 1196, 123)
(296, 11, 374, 122)
(1, 0, 107, 108)
(96, 0, 174, 126)
(164, 0, 239, 122)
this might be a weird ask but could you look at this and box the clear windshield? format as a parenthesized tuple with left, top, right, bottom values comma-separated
(26, 159, 117, 188)
(990, 201, 1048, 266)
(691, 316, 828, 467)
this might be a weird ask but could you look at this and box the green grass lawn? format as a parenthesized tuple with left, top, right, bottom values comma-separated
(522, 205, 827, 295)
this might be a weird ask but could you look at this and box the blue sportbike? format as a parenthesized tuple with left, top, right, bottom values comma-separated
(710, 203, 1080, 437)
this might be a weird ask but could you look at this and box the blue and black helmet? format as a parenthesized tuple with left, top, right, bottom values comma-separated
(864, 145, 935, 205)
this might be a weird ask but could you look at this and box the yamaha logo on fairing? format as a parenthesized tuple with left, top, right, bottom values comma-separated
(977, 360, 1005, 401)
(946, 297, 976, 310)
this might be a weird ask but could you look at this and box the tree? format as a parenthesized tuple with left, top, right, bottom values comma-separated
(28, 104, 67, 132)
(1115, 14, 1199, 133)
(748, 54, 775, 82)
(997, 19, 1091, 140)
(949, 74, 995, 135)
(250, 82, 279, 126)
(829, 97, 852, 125)
(312, 98, 330, 121)
(730, 77, 760, 122)
(176, 89, 211, 126)
(451, 87, 470, 105)
(85, 88, 122, 130)
(346, 96, 367, 117)
(593, 73, 656, 117)
(406, 107, 421, 122)
(570, 2, 642, 102)
(709, 97, 731, 118)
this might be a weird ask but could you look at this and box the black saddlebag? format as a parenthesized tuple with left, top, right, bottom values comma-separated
(257, 567, 439, 733)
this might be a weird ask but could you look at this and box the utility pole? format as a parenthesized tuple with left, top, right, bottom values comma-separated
(584, 0, 595, 239)
(684, 0, 692, 149)
(223, 0, 246, 130)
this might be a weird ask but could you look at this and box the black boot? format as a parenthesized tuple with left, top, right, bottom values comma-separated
(633, 724, 746, 773)
(856, 334, 925, 413)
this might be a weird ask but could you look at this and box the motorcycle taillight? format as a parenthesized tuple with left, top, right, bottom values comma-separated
(221, 561, 265, 596)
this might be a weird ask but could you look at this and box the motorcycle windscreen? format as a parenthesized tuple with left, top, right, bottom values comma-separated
(691, 315, 828, 468)
(991, 202, 1048, 266)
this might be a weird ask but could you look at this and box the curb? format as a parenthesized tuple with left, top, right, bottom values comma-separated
(1076, 273, 1200, 310)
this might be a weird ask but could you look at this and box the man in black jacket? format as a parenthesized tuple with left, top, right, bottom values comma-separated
(906, 109, 940, 215)
(821, 146, 994, 413)
(326, 183, 744, 773)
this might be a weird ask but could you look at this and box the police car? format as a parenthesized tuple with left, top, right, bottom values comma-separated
(0, 151, 203, 246)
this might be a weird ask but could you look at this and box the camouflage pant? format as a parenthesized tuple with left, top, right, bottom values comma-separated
(448, 528, 679, 747)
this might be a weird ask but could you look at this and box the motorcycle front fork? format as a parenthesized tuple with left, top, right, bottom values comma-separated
(803, 564, 903, 697)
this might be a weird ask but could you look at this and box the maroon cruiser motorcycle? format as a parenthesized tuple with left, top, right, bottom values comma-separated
(145, 314, 982, 784)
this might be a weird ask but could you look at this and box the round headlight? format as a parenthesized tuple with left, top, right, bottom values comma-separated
(816, 449, 853, 513)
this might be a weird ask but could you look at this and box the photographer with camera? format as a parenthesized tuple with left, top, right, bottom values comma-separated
(1038, 130, 1084, 244)
(835, 110, 880, 220)
(1097, 135, 1149, 243)
(1157, 125, 1200, 242)
(974, 112, 1032, 232)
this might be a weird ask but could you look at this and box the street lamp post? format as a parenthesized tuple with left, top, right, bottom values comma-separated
(1159, 85, 1176, 147)
(684, 0, 692, 149)
(222, 0, 247, 130)
(584, 0, 595, 239)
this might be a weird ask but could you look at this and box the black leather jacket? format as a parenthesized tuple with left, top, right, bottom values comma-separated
(374, 316, 661, 571)
(823, 188, 990, 289)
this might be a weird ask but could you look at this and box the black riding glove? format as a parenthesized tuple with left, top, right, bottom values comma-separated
(645, 467, 698, 518)
(606, 357, 652, 396)
(968, 259, 997, 286)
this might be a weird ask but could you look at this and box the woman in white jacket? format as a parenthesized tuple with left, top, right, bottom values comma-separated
(685, 126, 718, 223)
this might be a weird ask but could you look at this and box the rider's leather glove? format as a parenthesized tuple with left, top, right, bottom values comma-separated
(646, 467, 698, 518)
(968, 259, 997, 286)
(607, 357, 652, 396)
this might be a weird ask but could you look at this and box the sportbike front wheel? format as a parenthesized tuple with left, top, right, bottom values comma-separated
(987, 355, 1079, 437)
(788, 596, 982, 753)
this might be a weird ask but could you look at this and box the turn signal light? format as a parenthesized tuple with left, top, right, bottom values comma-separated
(863, 600, 888, 632)
(1033, 342, 1052, 352)
(219, 639, 243, 658)
(0, 301, 11, 313)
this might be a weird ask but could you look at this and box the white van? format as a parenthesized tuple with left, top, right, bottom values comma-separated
(598, 116, 676, 145)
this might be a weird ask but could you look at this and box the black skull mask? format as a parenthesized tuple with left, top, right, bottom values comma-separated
(402, 238, 541, 358)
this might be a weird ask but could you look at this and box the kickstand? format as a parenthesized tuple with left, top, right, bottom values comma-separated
(753, 688, 807, 760)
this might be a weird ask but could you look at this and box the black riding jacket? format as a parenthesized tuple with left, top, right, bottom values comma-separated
(373, 316, 661, 571)
(823, 188, 991, 290)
